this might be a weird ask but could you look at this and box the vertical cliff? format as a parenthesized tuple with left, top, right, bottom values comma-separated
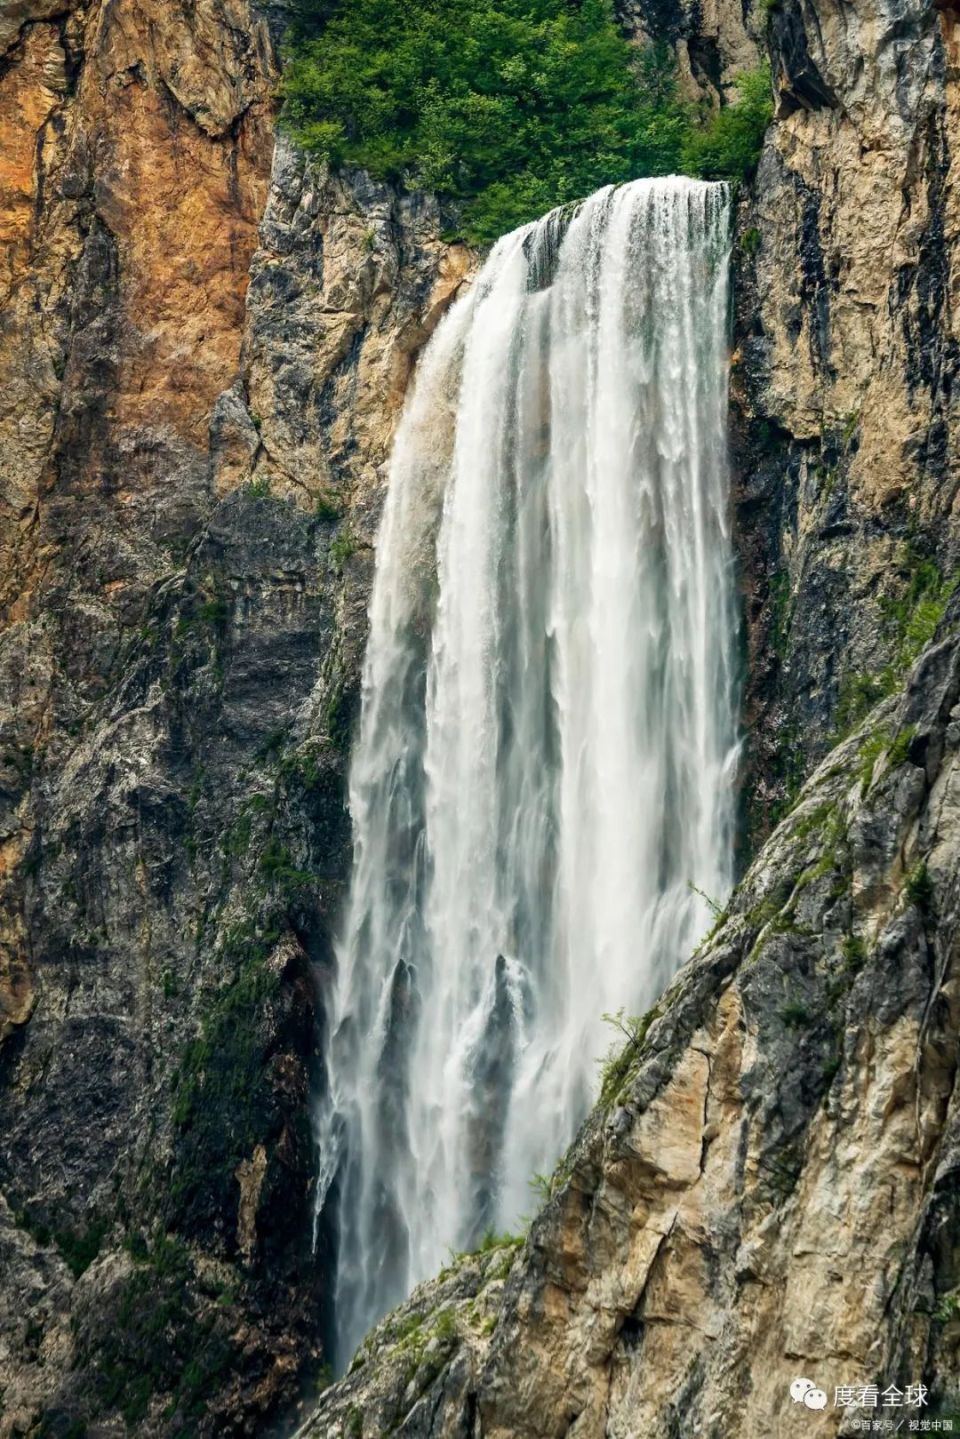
(300, 0, 960, 1434)
(733, 0, 960, 835)
(0, 4, 468, 1433)
(4, 0, 960, 1434)
(302, 595, 960, 1437)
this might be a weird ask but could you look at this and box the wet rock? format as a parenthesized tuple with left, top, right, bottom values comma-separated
(0, 3, 472, 1432)
(303, 621, 960, 1435)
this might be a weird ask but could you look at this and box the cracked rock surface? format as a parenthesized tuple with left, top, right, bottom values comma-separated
(5, 0, 960, 1433)
(0, 3, 469, 1433)
(302, 605, 960, 1437)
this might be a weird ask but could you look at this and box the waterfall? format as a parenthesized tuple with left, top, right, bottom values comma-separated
(316, 177, 739, 1368)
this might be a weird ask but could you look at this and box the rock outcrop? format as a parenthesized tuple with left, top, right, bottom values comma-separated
(301, 590, 960, 1437)
(733, 0, 960, 836)
(0, 4, 469, 1433)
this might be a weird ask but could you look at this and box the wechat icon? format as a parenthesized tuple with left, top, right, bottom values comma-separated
(790, 1378, 828, 1410)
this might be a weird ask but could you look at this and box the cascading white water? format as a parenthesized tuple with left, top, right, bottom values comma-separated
(316, 177, 739, 1368)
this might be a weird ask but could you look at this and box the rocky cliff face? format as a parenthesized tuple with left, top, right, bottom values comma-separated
(0, 4, 468, 1434)
(4, 0, 960, 1435)
(303, 0, 960, 1432)
(301, 603, 960, 1436)
(733, 0, 960, 836)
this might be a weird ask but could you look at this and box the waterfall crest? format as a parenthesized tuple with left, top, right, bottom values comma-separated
(318, 177, 739, 1366)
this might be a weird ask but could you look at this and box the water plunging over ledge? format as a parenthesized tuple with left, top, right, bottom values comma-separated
(316, 177, 739, 1368)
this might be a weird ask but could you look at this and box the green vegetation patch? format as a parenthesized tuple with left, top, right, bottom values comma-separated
(259, 835, 313, 890)
(597, 1003, 662, 1108)
(168, 922, 285, 1233)
(13, 1209, 109, 1279)
(474, 1226, 522, 1252)
(71, 1234, 240, 1431)
(905, 860, 935, 918)
(857, 722, 917, 792)
(328, 529, 358, 571)
(174, 578, 232, 640)
(766, 719, 807, 829)
(315, 489, 342, 522)
(779, 1000, 812, 1029)
(840, 933, 867, 973)
(282, 0, 772, 245)
(880, 553, 955, 670)
(324, 680, 359, 752)
(681, 69, 773, 188)
(836, 549, 956, 736)
(437, 1226, 523, 1285)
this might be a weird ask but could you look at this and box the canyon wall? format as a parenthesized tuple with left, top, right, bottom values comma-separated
(303, 607, 960, 1436)
(0, 3, 467, 1432)
(3, 0, 960, 1434)
(307, 0, 960, 1432)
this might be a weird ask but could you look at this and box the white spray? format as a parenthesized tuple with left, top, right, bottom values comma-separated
(316, 178, 738, 1367)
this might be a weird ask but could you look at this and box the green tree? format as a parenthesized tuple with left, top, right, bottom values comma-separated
(681, 68, 774, 181)
(281, 0, 771, 245)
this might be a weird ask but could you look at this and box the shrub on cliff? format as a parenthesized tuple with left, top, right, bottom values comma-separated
(281, 0, 771, 244)
(680, 67, 776, 182)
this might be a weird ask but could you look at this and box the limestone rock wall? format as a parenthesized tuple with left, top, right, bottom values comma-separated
(0, 5, 469, 1433)
(733, 0, 960, 835)
(5, 0, 960, 1433)
(302, 564, 960, 1439)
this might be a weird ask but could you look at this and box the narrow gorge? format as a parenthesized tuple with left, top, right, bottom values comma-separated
(2, 0, 960, 1437)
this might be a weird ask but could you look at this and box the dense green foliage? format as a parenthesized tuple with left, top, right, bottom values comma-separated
(681, 68, 775, 185)
(281, 0, 772, 244)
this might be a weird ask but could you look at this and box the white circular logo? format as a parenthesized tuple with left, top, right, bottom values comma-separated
(790, 1378, 815, 1403)
(804, 1388, 828, 1411)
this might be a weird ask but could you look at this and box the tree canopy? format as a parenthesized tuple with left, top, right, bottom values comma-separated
(281, 0, 771, 245)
